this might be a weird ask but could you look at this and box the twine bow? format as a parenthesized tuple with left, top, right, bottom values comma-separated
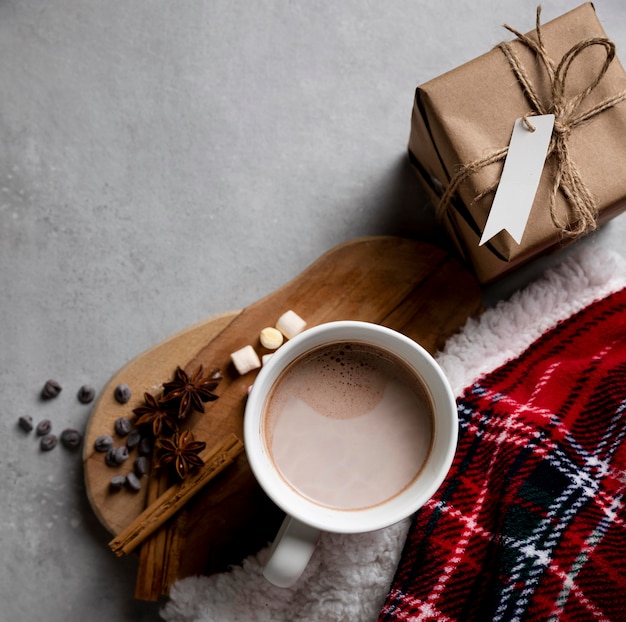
(436, 6, 626, 237)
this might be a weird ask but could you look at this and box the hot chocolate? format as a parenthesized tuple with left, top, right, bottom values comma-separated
(262, 341, 434, 510)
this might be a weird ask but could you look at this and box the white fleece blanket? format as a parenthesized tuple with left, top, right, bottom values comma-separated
(161, 244, 626, 622)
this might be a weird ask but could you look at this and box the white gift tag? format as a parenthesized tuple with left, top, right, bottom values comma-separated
(479, 114, 555, 246)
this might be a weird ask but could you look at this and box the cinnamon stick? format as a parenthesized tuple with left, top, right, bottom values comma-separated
(134, 469, 170, 600)
(160, 508, 189, 594)
(110, 433, 244, 557)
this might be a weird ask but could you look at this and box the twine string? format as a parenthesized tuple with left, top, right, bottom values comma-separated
(435, 6, 626, 237)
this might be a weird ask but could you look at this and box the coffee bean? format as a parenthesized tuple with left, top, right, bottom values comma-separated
(113, 445, 129, 464)
(105, 448, 118, 467)
(114, 384, 132, 404)
(125, 472, 142, 492)
(40, 434, 57, 451)
(105, 445, 129, 467)
(36, 419, 52, 436)
(126, 428, 141, 450)
(94, 435, 114, 452)
(114, 417, 132, 437)
(18, 415, 34, 432)
(60, 428, 82, 450)
(138, 437, 152, 456)
(109, 475, 126, 491)
(133, 456, 148, 477)
(41, 379, 62, 399)
(77, 385, 96, 404)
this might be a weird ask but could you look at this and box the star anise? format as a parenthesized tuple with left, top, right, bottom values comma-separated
(132, 392, 179, 437)
(161, 365, 220, 420)
(155, 429, 206, 479)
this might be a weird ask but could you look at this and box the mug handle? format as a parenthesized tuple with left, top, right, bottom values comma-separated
(263, 514, 320, 588)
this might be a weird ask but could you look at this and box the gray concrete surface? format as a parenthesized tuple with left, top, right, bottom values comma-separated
(2, 1, 626, 620)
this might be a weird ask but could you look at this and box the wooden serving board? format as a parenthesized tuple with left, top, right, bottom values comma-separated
(83, 236, 482, 599)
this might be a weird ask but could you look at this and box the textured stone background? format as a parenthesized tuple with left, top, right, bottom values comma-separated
(2, 1, 625, 620)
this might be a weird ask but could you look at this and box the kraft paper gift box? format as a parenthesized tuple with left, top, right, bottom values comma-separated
(409, 3, 626, 283)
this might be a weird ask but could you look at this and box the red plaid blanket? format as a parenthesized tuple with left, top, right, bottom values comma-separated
(379, 288, 626, 622)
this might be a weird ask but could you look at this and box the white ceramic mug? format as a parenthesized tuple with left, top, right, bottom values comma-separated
(244, 320, 457, 587)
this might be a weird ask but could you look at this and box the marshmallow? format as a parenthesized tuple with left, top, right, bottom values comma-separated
(230, 344, 261, 376)
(275, 310, 307, 339)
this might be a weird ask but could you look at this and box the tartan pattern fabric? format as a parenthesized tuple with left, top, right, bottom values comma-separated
(379, 287, 626, 622)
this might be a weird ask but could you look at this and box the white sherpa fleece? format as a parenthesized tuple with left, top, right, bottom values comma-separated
(161, 244, 626, 622)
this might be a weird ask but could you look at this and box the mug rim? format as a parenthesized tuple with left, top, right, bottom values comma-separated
(244, 320, 458, 534)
